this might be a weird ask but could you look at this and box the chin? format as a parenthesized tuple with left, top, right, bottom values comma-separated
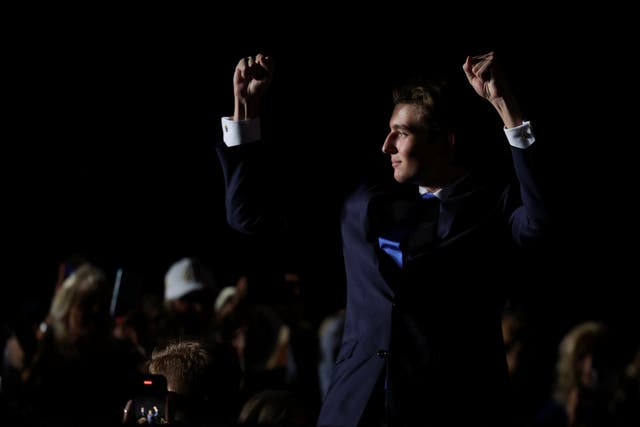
(393, 170, 413, 184)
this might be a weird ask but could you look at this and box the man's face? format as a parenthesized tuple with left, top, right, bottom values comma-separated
(382, 103, 450, 185)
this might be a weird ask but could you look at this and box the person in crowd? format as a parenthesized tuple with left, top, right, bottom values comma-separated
(158, 257, 218, 346)
(238, 389, 312, 427)
(536, 321, 618, 427)
(23, 263, 140, 426)
(124, 339, 241, 426)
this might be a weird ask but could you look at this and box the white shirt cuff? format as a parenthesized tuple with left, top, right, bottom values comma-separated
(504, 121, 535, 149)
(221, 117, 261, 147)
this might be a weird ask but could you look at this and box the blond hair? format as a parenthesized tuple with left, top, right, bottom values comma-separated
(553, 321, 607, 404)
(48, 263, 110, 345)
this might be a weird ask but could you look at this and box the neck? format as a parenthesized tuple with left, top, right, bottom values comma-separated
(421, 165, 467, 193)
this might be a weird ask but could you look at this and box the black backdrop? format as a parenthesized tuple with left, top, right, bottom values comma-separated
(3, 8, 637, 362)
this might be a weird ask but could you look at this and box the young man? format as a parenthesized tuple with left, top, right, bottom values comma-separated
(216, 52, 548, 427)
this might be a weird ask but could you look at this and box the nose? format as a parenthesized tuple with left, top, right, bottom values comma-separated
(382, 133, 396, 154)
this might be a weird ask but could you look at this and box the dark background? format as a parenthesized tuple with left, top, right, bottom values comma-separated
(3, 7, 637, 359)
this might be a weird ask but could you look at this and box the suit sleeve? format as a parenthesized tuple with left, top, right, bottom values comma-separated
(505, 141, 551, 248)
(215, 142, 287, 236)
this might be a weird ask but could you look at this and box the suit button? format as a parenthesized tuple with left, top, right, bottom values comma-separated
(376, 350, 389, 358)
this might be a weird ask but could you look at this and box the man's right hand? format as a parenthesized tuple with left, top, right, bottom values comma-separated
(233, 53, 274, 120)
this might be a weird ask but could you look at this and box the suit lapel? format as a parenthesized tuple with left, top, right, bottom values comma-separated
(405, 173, 489, 264)
(364, 174, 493, 270)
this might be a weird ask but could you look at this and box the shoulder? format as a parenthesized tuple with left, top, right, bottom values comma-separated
(444, 171, 506, 204)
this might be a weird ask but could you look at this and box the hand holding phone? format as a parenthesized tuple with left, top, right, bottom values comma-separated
(127, 374, 167, 424)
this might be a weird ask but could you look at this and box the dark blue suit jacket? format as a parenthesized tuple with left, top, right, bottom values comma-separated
(216, 139, 549, 427)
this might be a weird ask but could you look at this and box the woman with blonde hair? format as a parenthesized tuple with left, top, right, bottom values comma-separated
(537, 321, 617, 427)
(23, 263, 140, 426)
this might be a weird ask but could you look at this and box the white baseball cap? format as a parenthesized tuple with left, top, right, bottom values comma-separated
(164, 257, 207, 301)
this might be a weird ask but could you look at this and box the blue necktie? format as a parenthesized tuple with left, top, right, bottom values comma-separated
(378, 192, 438, 267)
(420, 192, 438, 201)
(378, 236, 404, 267)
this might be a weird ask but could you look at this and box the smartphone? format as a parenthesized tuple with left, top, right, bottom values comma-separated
(131, 374, 167, 424)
